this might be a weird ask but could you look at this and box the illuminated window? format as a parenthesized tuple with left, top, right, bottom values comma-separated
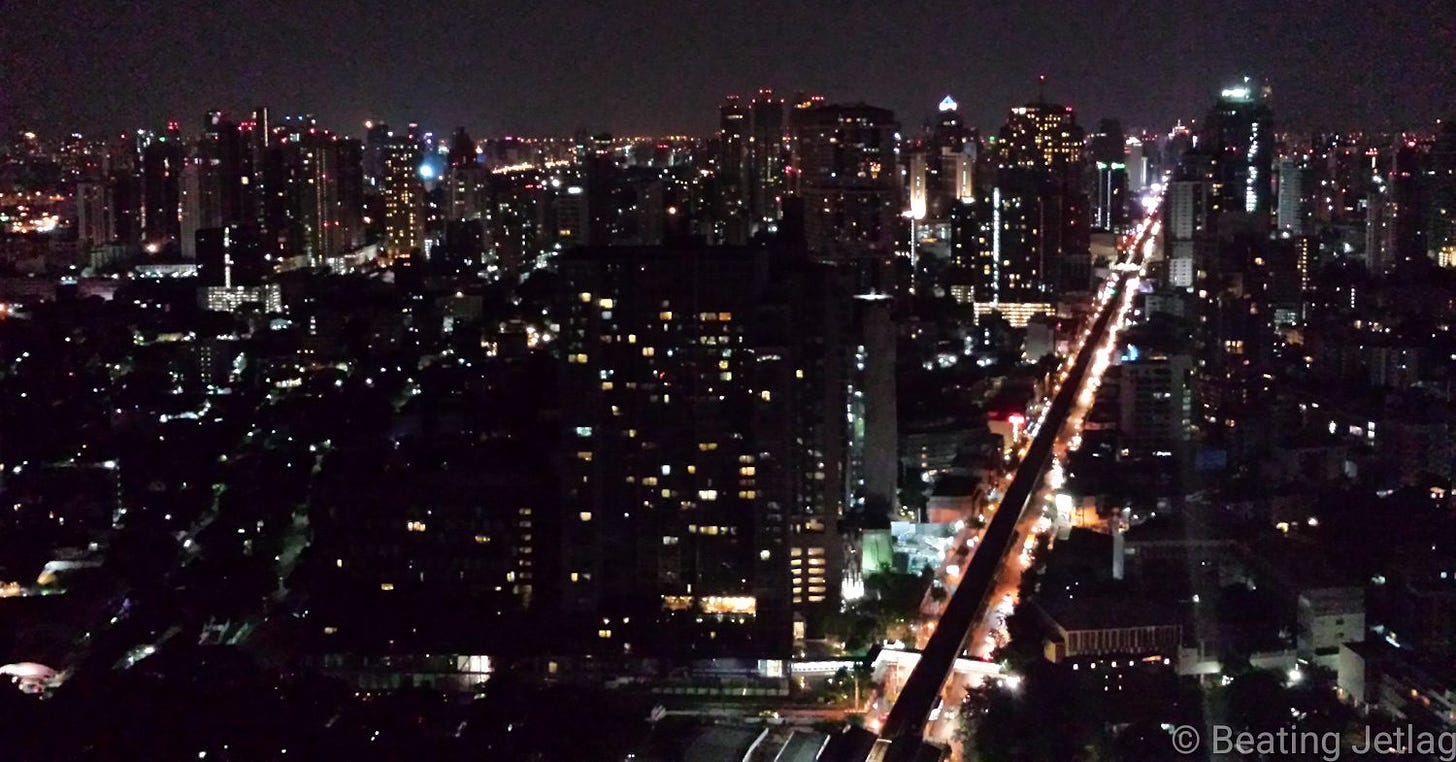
(578, 292, 592, 303)
(474, 534, 491, 544)
(601, 381, 614, 391)
(578, 512, 592, 522)
(699, 595, 755, 614)
(698, 489, 719, 501)
(380, 583, 395, 591)
(643, 347, 655, 357)
(599, 298, 615, 309)
(659, 311, 673, 321)
(406, 520, 427, 532)
(577, 451, 593, 461)
(720, 372, 733, 381)
(740, 466, 756, 476)
(718, 312, 732, 321)
(760, 391, 772, 401)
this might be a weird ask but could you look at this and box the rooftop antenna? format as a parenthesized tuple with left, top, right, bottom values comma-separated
(1038, 74, 1047, 103)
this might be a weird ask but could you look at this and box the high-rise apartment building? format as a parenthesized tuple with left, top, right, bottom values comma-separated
(75, 180, 111, 250)
(141, 131, 183, 247)
(557, 243, 848, 656)
(1119, 351, 1193, 452)
(335, 137, 366, 253)
(444, 127, 484, 222)
(791, 102, 900, 284)
(1277, 154, 1315, 235)
(1429, 120, 1456, 267)
(747, 89, 788, 227)
(381, 135, 425, 259)
(288, 125, 341, 263)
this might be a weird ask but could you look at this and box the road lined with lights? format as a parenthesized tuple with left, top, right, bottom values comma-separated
(874, 203, 1161, 751)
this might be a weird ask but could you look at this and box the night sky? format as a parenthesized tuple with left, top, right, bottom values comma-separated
(4, 0, 1453, 140)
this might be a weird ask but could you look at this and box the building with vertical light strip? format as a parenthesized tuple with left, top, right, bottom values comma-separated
(953, 98, 1087, 325)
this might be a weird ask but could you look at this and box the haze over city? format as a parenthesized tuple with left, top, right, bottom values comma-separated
(4, 0, 1454, 136)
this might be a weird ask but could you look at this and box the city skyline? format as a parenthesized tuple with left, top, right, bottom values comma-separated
(8, 5, 1456, 759)
(5, 0, 1455, 139)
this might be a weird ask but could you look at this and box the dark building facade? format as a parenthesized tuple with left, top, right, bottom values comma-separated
(791, 102, 900, 288)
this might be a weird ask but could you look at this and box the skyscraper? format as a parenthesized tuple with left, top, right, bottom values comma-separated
(179, 148, 220, 259)
(1383, 136, 1430, 271)
(961, 98, 1089, 323)
(334, 137, 366, 253)
(1203, 79, 1274, 219)
(997, 101, 1085, 177)
(381, 135, 424, 259)
(1165, 178, 1211, 288)
(202, 111, 249, 225)
(747, 88, 787, 228)
(1277, 154, 1315, 235)
(105, 134, 143, 246)
(718, 95, 749, 183)
(791, 102, 900, 285)
(74, 180, 110, 250)
(1089, 119, 1128, 233)
(287, 124, 341, 263)
(444, 127, 484, 222)
(1126, 136, 1148, 194)
(850, 294, 897, 524)
(1426, 119, 1456, 266)
(1119, 351, 1193, 451)
(141, 131, 183, 247)
(557, 243, 848, 656)
(907, 96, 978, 223)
